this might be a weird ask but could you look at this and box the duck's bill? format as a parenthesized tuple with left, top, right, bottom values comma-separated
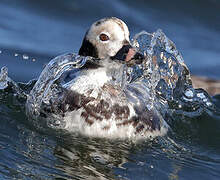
(111, 45, 144, 65)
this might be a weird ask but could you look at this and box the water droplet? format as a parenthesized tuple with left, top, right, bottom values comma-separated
(32, 58, 36, 62)
(137, 161, 145, 166)
(14, 53, 19, 57)
(0, 50, 2, 54)
(184, 88, 194, 98)
(197, 93, 206, 99)
(160, 52, 164, 59)
(23, 54, 29, 60)
(55, 120, 61, 125)
(150, 165, 154, 168)
(202, 98, 207, 102)
(206, 101, 212, 106)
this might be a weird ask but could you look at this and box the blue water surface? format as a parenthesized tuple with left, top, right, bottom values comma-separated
(0, 0, 220, 179)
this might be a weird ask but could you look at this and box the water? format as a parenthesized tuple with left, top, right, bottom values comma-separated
(0, 0, 220, 179)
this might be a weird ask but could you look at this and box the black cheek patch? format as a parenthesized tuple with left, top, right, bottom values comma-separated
(78, 37, 98, 58)
(110, 45, 132, 61)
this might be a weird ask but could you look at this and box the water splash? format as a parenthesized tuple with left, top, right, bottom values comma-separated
(132, 30, 218, 117)
(0, 67, 9, 90)
(26, 53, 93, 119)
(1, 29, 218, 133)
(0, 66, 27, 99)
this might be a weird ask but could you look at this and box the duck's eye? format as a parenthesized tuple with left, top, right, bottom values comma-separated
(99, 33, 109, 41)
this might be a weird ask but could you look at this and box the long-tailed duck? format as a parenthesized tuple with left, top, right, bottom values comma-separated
(41, 17, 168, 139)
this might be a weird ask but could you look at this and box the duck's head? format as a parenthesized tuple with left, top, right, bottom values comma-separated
(79, 17, 143, 65)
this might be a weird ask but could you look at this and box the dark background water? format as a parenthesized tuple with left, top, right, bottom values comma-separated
(0, 0, 220, 179)
(0, 0, 220, 81)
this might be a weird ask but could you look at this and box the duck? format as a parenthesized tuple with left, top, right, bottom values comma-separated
(39, 17, 168, 139)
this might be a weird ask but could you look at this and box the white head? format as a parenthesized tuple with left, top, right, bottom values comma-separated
(79, 17, 143, 63)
